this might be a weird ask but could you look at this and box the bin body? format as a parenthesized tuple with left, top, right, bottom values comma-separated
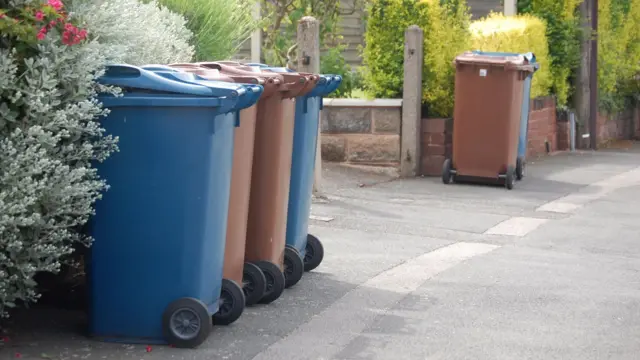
(284, 75, 342, 258)
(166, 63, 266, 287)
(88, 66, 242, 344)
(452, 52, 532, 179)
(471, 51, 539, 160)
(195, 63, 317, 271)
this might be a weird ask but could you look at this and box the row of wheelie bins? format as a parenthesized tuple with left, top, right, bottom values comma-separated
(441, 51, 539, 190)
(87, 62, 342, 348)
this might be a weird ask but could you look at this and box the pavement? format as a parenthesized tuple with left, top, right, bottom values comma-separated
(3, 145, 640, 360)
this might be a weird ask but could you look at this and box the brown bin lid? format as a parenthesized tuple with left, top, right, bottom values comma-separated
(197, 62, 315, 99)
(170, 63, 281, 97)
(454, 51, 535, 72)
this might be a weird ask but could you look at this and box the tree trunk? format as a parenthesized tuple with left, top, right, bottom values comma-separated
(574, 0, 592, 149)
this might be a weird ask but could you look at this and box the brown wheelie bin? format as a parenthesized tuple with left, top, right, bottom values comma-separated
(168, 63, 281, 324)
(195, 62, 318, 303)
(442, 52, 535, 190)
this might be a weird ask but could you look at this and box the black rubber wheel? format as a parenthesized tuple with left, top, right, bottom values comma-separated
(212, 279, 246, 326)
(442, 158, 453, 184)
(304, 234, 324, 272)
(516, 157, 525, 180)
(256, 261, 285, 305)
(505, 166, 515, 190)
(162, 297, 212, 348)
(242, 262, 266, 306)
(283, 246, 304, 288)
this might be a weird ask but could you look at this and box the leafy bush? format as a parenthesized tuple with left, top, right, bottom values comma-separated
(0, 0, 117, 316)
(321, 44, 355, 98)
(597, 0, 640, 111)
(470, 13, 553, 99)
(361, 0, 428, 99)
(421, 0, 471, 117)
(518, 0, 582, 107)
(70, 0, 195, 65)
(156, 0, 259, 61)
(361, 0, 470, 116)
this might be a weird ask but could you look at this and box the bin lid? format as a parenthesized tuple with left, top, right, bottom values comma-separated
(318, 74, 343, 96)
(198, 62, 314, 99)
(141, 67, 263, 112)
(171, 63, 283, 98)
(471, 51, 540, 72)
(306, 74, 341, 97)
(242, 65, 320, 97)
(98, 64, 225, 97)
(454, 51, 535, 72)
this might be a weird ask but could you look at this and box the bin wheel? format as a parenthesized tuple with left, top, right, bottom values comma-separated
(505, 166, 515, 190)
(284, 246, 304, 289)
(516, 157, 525, 180)
(212, 279, 246, 326)
(256, 261, 285, 305)
(242, 262, 267, 306)
(442, 159, 453, 184)
(304, 234, 324, 272)
(162, 297, 212, 348)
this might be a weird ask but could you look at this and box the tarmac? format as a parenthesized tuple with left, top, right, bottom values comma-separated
(3, 144, 640, 360)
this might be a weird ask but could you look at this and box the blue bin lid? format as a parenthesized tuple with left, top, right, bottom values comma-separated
(323, 75, 343, 95)
(99, 64, 225, 97)
(471, 51, 540, 72)
(141, 67, 263, 112)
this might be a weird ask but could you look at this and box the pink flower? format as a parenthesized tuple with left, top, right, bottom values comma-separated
(37, 27, 47, 40)
(47, 0, 64, 11)
(35, 10, 44, 21)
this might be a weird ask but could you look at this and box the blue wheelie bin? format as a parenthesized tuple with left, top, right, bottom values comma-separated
(88, 65, 261, 348)
(286, 74, 342, 273)
(246, 64, 345, 270)
(140, 64, 265, 325)
(470, 51, 539, 180)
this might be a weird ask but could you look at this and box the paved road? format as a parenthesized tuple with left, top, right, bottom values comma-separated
(3, 147, 640, 360)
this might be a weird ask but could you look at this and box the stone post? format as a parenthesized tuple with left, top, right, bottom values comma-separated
(400, 25, 424, 177)
(297, 16, 323, 196)
(504, 0, 517, 16)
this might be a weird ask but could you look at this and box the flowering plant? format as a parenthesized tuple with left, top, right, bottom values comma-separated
(0, 0, 87, 47)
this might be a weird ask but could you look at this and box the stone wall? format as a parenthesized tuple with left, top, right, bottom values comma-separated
(320, 99, 402, 167)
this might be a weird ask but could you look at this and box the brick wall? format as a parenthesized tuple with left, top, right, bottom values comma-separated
(527, 97, 558, 156)
(320, 99, 402, 167)
(421, 118, 453, 176)
(419, 97, 639, 176)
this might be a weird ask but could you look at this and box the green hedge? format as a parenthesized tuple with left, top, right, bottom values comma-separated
(362, 0, 470, 117)
(362, 0, 428, 99)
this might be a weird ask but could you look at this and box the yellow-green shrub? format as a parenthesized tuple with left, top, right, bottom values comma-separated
(469, 13, 553, 100)
(598, 0, 640, 111)
(421, 0, 471, 117)
(518, 0, 582, 107)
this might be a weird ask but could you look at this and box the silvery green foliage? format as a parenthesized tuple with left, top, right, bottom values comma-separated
(0, 27, 118, 316)
(69, 0, 195, 65)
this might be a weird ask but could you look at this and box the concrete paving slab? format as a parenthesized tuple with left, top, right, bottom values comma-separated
(3, 148, 640, 360)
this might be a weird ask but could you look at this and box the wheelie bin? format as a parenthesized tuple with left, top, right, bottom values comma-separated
(88, 65, 260, 348)
(469, 51, 540, 180)
(442, 52, 535, 190)
(285, 74, 342, 273)
(195, 62, 318, 302)
(141, 64, 267, 326)
(246, 64, 344, 274)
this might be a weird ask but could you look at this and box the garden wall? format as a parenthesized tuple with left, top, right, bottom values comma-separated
(320, 99, 402, 167)
(320, 97, 639, 175)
